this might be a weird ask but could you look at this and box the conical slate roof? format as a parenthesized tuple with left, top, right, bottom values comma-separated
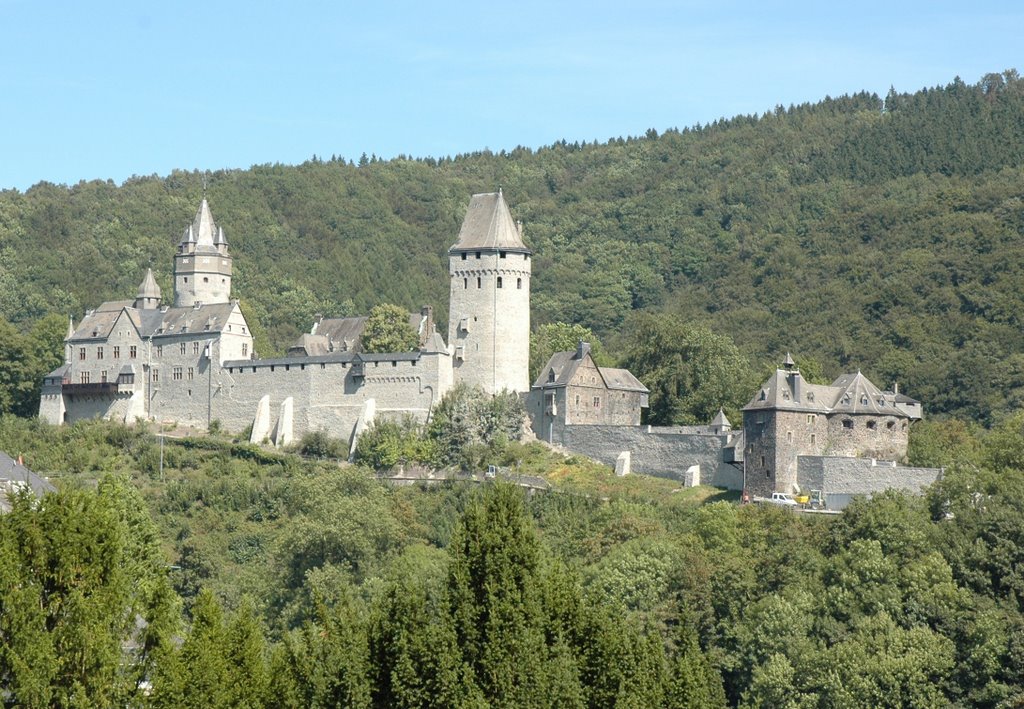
(450, 191, 529, 252)
(136, 268, 161, 300)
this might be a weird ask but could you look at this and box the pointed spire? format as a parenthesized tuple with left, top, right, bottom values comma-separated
(192, 198, 217, 246)
(783, 352, 796, 370)
(66, 316, 74, 340)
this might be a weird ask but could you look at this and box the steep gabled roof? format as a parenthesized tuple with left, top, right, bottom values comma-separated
(0, 451, 56, 513)
(531, 350, 648, 394)
(299, 310, 440, 355)
(450, 191, 530, 253)
(69, 301, 136, 341)
(532, 350, 583, 389)
(744, 364, 911, 418)
(743, 368, 833, 413)
(600, 367, 648, 393)
(146, 302, 239, 338)
(830, 371, 893, 416)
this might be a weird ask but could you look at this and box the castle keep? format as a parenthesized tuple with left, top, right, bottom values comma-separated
(40, 193, 531, 446)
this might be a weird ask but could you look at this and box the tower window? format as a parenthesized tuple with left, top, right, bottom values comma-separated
(464, 278, 468, 289)
(500, 251, 506, 258)
(153, 368, 159, 382)
(203, 277, 209, 283)
(97, 346, 103, 359)
(517, 278, 522, 289)
(184, 277, 188, 283)
(475, 251, 481, 259)
(497, 277, 503, 288)
(843, 420, 853, 429)
(461, 253, 467, 260)
(477, 277, 481, 288)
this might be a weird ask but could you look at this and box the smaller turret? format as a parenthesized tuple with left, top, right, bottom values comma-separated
(135, 268, 162, 310)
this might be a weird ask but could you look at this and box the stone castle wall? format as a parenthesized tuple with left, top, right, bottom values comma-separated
(211, 351, 451, 444)
(551, 423, 743, 489)
(796, 456, 941, 509)
(824, 413, 909, 459)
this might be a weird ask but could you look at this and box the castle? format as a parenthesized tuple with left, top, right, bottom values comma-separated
(40, 192, 531, 447)
(39, 192, 939, 508)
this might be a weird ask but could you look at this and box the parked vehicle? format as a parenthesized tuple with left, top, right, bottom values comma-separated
(752, 492, 799, 506)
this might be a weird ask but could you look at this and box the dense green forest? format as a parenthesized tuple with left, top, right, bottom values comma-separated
(2, 71, 1024, 422)
(2, 415, 1024, 707)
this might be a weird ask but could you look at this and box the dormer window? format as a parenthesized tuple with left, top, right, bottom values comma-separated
(759, 389, 767, 401)
(861, 395, 869, 405)
(807, 392, 815, 401)
(547, 369, 555, 383)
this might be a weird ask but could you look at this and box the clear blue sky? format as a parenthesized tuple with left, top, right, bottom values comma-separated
(1, 0, 1020, 191)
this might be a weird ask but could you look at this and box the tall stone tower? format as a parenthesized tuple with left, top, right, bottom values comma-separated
(448, 191, 531, 394)
(173, 199, 232, 307)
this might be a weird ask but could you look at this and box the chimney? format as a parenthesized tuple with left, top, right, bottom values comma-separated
(576, 341, 591, 360)
(789, 370, 803, 403)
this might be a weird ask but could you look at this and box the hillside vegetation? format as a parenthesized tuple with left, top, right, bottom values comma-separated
(1, 415, 1024, 706)
(2, 71, 1024, 425)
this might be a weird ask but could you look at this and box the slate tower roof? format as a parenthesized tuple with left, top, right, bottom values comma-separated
(449, 190, 530, 253)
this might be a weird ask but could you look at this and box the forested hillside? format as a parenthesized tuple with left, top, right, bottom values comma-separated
(2, 415, 1024, 707)
(2, 70, 1024, 422)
